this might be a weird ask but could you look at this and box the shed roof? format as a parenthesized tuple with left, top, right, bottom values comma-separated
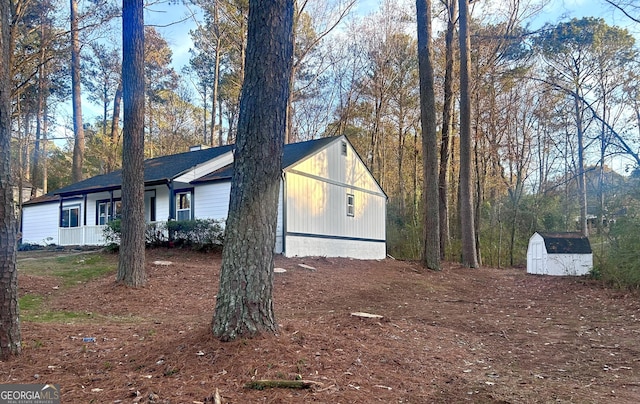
(538, 232, 592, 254)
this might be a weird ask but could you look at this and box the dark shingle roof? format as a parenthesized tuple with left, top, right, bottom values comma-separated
(192, 136, 339, 184)
(28, 137, 341, 201)
(539, 232, 592, 254)
(52, 145, 234, 197)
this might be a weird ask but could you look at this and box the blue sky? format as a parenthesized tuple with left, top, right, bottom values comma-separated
(66, 0, 637, 137)
(149, 0, 638, 75)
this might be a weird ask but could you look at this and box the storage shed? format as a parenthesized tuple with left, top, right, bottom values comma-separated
(526, 232, 593, 276)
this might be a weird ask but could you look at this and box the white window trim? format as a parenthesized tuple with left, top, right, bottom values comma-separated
(97, 200, 122, 225)
(176, 192, 192, 221)
(347, 193, 355, 217)
(61, 205, 81, 228)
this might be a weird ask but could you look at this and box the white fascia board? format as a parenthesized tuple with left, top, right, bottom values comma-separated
(174, 150, 234, 183)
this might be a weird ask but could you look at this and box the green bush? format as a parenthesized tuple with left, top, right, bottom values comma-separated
(103, 219, 122, 249)
(600, 215, 640, 289)
(166, 219, 224, 250)
(103, 219, 224, 251)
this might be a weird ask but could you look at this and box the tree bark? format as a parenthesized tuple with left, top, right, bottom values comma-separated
(212, 0, 294, 341)
(70, 0, 85, 182)
(458, 0, 479, 268)
(108, 79, 122, 172)
(575, 89, 588, 237)
(0, 0, 21, 359)
(416, 0, 440, 270)
(117, 0, 146, 287)
(439, 0, 456, 260)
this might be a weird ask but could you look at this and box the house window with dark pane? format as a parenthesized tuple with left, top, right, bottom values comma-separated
(61, 205, 80, 228)
(97, 200, 122, 225)
(347, 193, 355, 217)
(176, 192, 192, 221)
(341, 141, 348, 156)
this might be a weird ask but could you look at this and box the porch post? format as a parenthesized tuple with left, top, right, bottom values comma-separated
(83, 194, 88, 245)
(168, 182, 175, 242)
(168, 182, 175, 220)
(58, 197, 63, 226)
(109, 190, 114, 222)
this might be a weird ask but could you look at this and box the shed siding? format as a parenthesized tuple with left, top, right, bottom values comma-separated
(527, 232, 593, 276)
(21, 202, 60, 245)
(547, 253, 593, 276)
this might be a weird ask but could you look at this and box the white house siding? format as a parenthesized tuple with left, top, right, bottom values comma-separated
(84, 190, 121, 226)
(285, 235, 384, 260)
(21, 202, 60, 245)
(289, 139, 381, 193)
(275, 185, 284, 254)
(154, 186, 171, 222)
(193, 181, 231, 220)
(193, 181, 285, 254)
(283, 138, 386, 259)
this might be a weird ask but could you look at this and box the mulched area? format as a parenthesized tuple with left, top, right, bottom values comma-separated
(4, 248, 640, 403)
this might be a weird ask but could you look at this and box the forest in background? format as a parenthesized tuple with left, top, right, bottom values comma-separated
(7, 0, 640, 284)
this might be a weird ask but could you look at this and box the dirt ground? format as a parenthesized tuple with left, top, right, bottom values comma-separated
(4, 248, 640, 403)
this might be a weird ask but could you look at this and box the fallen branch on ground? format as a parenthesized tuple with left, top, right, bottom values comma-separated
(244, 379, 322, 390)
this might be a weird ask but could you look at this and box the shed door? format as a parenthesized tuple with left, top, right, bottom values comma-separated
(532, 241, 544, 274)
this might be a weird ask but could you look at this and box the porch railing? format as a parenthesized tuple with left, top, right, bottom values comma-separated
(59, 225, 107, 246)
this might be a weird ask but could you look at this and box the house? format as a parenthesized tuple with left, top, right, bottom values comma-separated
(526, 232, 593, 276)
(21, 136, 387, 260)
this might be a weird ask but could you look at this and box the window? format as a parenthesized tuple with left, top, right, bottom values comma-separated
(149, 196, 156, 222)
(347, 193, 355, 217)
(341, 141, 348, 156)
(176, 192, 192, 221)
(97, 200, 122, 225)
(61, 205, 80, 228)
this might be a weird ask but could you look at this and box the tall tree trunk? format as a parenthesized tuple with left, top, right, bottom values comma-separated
(211, 40, 221, 146)
(32, 18, 48, 196)
(439, 0, 456, 259)
(218, 98, 224, 145)
(32, 63, 44, 195)
(70, 0, 84, 182)
(457, 0, 479, 268)
(416, 0, 440, 270)
(203, 84, 207, 143)
(0, 0, 21, 359)
(285, 1, 298, 145)
(397, 106, 406, 218)
(574, 89, 588, 237)
(108, 79, 122, 172)
(117, 0, 146, 287)
(212, 0, 294, 342)
(42, 102, 49, 193)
